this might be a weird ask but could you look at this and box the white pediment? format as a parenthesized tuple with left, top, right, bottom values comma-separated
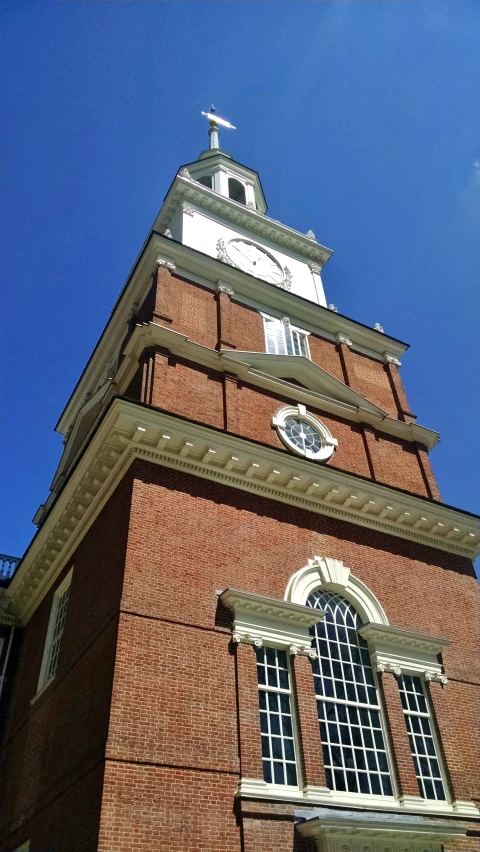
(220, 351, 388, 417)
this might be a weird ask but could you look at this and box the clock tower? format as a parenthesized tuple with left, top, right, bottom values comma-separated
(1, 116, 478, 852)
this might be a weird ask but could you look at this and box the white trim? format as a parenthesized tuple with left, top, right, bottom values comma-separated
(115, 323, 437, 447)
(6, 401, 479, 626)
(56, 232, 407, 435)
(296, 808, 467, 851)
(262, 315, 311, 359)
(284, 556, 390, 625)
(220, 588, 321, 656)
(51, 322, 437, 498)
(236, 778, 478, 817)
(358, 623, 451, 679)
(272, 404, 338, 462)
(37, 568, 72, 692)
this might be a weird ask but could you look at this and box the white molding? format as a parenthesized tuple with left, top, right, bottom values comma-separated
(284, 557, 390, 626)
(219, 588, 321, 656)
(358, 623, 451, 679)
(156, 171, 331, 264)
(156, 255, 176, 271)
(236, 779, 478, 820)
(223, 349, 388, 418)
(112, 323, 438, 450)
(452, 799, 480, 817)
(272, 404, 338, 462)
(36, 568, 73, 692)
(5, 400, 479, 625)
(296, 808, 467, 851)
(55, 232, 408, 436)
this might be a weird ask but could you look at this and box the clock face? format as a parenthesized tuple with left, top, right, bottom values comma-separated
(227, 239, 284, 285)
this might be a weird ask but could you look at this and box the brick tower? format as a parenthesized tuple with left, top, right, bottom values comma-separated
(1, 114, 478, 852)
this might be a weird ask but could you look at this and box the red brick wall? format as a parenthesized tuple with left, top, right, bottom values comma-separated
(0, 472, 134, 851)
(141, 269, 416, 426)
(126, 349, 434, 495)
(95, 461, 478, 851)
(2, 459, 477, 850)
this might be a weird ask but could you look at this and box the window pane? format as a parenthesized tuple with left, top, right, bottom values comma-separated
(397, 675, 447, 802)
(44, 582, 71, 682)
(255, 646, 298, 787)
(307, 591, 392, 797)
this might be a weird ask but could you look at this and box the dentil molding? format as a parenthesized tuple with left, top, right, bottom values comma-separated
(6, 399, 479, 626)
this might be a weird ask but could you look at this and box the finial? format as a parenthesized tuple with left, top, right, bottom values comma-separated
(201, 108, 236, 150)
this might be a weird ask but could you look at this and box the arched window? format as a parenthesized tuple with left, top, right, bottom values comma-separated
(198, 174, 212, 189)
(307, 590, 393, 797)
(228, 177, 246, 204)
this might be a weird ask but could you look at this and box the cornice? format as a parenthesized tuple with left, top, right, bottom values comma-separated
(154, 173, 333, 266)
(6, 399, 479, 626)
(219, 588, 321, 656)
(296, 807, 467, 843)
(55, 232, 408, 437)
(358, 623, 451, 655)
(220, 588, 321, 630)
(358, 623, 452, 680)
(115, 323, 438, 450)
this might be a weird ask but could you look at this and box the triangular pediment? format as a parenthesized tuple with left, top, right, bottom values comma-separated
(219, 351, 388, 417)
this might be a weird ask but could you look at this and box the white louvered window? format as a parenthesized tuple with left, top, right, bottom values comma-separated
(37, 570, 72, 691)
(397, 675, 447, 801)
(308, 591, 394, 797)
(255, 646, 299, 787)
(264, 317, 310, 358)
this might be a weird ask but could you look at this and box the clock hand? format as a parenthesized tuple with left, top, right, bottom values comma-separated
(231, 244, 254, 263)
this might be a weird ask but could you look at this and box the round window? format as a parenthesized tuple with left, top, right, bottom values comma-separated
(284, 416, 323, 455)
(272, 404, 338, 462)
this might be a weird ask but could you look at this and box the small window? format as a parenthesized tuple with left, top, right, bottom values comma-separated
(255, 646, 299, 787)
(228, 177, 246, 205)
(198, 175, 212, 189)
(397, 675, 447, 801)
(37, 570, 72, 691)
(264, 317, 310, 358)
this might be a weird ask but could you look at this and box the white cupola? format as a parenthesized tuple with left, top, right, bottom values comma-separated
(171, 108, 267, 213)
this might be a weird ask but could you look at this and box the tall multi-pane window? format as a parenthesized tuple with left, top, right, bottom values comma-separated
(308, 591, 393, 797)
(264, 317, 310, 358)
(255, 646, 299, 787)
(37, 571, 72, 691)
(397, 675, 447, 801)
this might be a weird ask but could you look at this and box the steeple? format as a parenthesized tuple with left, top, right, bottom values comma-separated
(201, 105, 236, 152)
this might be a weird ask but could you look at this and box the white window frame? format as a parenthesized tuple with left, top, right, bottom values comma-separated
(397, 674, 450, 804)
(37, 568, 73, 693)
(272, 404, 338, 462)
(263, 315, 311, 359)
(308, 589, 397, 801)
(255, 645, 302, 790)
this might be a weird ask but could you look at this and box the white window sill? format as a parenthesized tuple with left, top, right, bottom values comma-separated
(30, 676, 55, 705)
(236, 779, 479, 819)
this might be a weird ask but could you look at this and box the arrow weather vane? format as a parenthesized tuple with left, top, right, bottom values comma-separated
(201, 105, 236, 149)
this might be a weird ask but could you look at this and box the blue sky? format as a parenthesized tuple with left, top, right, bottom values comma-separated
(1, 0, 479, 559)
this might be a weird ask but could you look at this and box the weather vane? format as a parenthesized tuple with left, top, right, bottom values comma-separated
(201, 105, 236, 150)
